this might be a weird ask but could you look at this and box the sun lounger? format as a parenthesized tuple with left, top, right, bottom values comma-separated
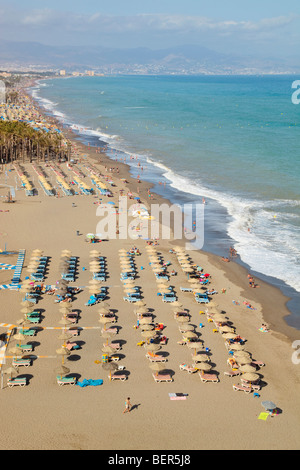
(57, 376, 77, 386)
(24, 292, 40, 298)
(227, 358, 239, 370)
(93, 274, 106, 281)
(233, 383, 253, 394)
(19, 329, 36, 336)
(169, 393, 187, 400)
(108, 342, 121, 350)
(152, 373, 173, 383)
(27, 317, 40, 324)
(123, 296, 139, 302)
(146, 354, 167, 362)
(22, 296, 38, 304)
(17, 344, 33, 353)
(65, 315, 77, 324)
(179, 363, 197, 374)
(65, 341, 80, 351)
(241, 377, 261, 386)
(239, 381, 261, 390)
(110, 373, 127, 381)
(199, 372, 219, 383)
(85, 296, 99, 306)
(7, 377, 27, 387)
(31, 273, 45, 281)
(195, 295, 209, 304)
(12, 357, 31, 368)
(224, 370, 242, 377)
(162, 294, 177, 303)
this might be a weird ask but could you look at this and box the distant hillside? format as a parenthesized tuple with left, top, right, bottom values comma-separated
(0, 40, 298, 74)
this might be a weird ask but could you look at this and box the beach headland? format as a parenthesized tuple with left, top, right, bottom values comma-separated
(0, 81, 299, 451)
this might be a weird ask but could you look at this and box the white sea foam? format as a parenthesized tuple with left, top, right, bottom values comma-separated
(145, 158, 300, 292)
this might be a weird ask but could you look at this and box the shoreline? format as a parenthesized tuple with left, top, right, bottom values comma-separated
(24, 81, 299, 344)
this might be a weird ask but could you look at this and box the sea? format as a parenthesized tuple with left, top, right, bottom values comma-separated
(29, 75, 300, 328)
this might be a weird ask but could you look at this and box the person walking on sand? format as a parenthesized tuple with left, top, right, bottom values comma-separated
(123, 397, 132, 414)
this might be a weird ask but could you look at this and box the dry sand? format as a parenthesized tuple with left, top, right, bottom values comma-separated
(0, 109, 299, 451)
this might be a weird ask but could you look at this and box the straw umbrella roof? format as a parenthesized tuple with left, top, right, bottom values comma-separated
(187, 342, 202, 350)
(236, 357, 252, 365)
(102, 362, 118, 377)
(56, 347, 71, 356)
(101, 331, 116, 340)
(98, 316, 113, 325)
(58, 332, 73, 341)
(233, 350, 251, 358)
(241, 372, 260, 382)
(58, 318, 72, 326)
(193, 353, 210, 362)
(183, 331, 197, 339)
(222, 333, 238, 339)
(9, 346, 24, 356)
(134, 307, 148, 314)
(59, 306, 73, 314)
(239, 365, 257, 373)
(179, 324, 194, 332)
(98, 307, 111, 315)
(219, 326, 235, 333)
(20, 307, 35, 314)
(101, 345, 115, 355)
(176, 316, 190, 323)
(196, 362, 212, 371)
(172, 301, 183, 307)
(55, 365, 70, 377)
(89, 288, 101, 294)
(212, 315, 228, 323)
(12, 332, 25, 342)
(141, 330, 157, 339)
(149, 363, 166, 372)
(139, 317, 153, 325)
(3, 366, 19, 378)
(228, 343, 245, 351)
(140, 324, 154, 331)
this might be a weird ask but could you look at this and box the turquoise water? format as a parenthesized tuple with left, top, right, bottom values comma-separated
(31, 75, 300, 298)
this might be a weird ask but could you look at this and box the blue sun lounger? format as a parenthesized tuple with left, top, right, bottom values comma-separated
(195, 293, 209, 304)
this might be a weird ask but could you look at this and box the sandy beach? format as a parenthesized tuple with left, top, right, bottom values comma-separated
(0, 89, 299, 451)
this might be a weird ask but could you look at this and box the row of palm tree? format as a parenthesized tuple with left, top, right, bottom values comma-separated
(0, 120, 71, 164)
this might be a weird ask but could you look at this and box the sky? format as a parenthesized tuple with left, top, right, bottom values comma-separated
(0, 0, 300, 59)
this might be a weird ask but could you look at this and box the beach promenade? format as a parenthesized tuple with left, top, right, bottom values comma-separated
(0, 94, 299, 451)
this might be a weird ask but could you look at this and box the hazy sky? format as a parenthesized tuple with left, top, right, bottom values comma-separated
(1, 0, 299, 58)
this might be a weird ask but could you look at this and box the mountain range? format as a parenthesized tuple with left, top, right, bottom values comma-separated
(0, 40, 298, 74)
